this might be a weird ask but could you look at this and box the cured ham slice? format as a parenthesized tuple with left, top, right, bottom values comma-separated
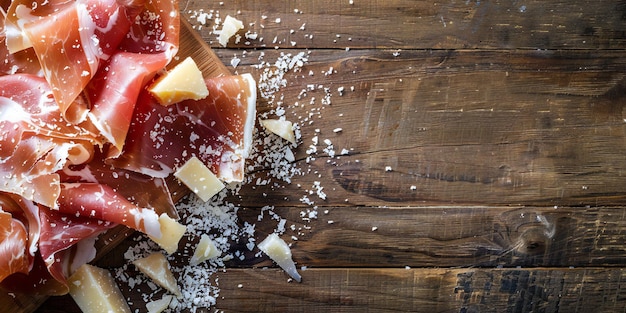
(0, 192, 47, 293)
(84, 52, 170, 156)
(84, 0, 180, 154)
(0, 74, 98, 208)
(56, 183, 164, 239)
(0, 216, 29, 282)
(118, 0, 179, 57)
(38, 206, 115, 291)
(1, 247, 74, 295)
(4, 0, 144, 122)
(113, 74, 257, 182)
(60, 148, 177, 217)
(0, 11, 41, 76)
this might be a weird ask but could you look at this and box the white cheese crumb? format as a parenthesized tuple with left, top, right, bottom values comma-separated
(230, 55, 241, 68)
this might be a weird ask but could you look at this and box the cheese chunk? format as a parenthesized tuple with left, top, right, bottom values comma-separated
(146, 295, 173, 313)
(260, 119, 296, 144)
(133, 253, 182, 297)
(191, 234, 221, 265)
(68, 264, 131, 313)
(174, 156, 225, 202)
(218, 15, 244, 47)
(257, 233, 301, 282)
(148, 56, 209, 106)
(148, 213, 186, 254)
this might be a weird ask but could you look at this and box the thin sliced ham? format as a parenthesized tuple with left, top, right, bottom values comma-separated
(60, 148, 177, 217)
(56, 183, 163, 239)
(38, 206, 115, 290)
(84, 52, 170, 155)
(0, 11, 41, 76)
(0, 74, 98, 208)
(0, 0, 261, 297)
(4, 0, 145, 122)
(113, 74, 257, 182)
(0, 192, 40, 289)
(84, 0, 180, 154)
(0, 217, 29, 282)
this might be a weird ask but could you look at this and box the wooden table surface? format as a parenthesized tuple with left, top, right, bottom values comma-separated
(10, 0, 626, 312)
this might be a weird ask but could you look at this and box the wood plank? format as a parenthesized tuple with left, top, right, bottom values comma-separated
(91, 205, 626, 269)
(9, 0, 626, 312)
(182, 0, 626, 50)
(203, 48, 626, 207)
(35, 268, 626, 312)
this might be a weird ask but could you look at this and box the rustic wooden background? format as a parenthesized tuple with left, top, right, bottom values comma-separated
(7, 0, 626, 312)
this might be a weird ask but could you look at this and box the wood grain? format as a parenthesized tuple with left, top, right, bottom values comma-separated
(182, 0, 626, 50)
(36, 268, 626, 312)
(14, 0, 626, 312)
(213, 268, 626, 313)
(213, 48, 626, 207)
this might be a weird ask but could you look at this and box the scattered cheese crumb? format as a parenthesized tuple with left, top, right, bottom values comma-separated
(218, 15, 244, 47)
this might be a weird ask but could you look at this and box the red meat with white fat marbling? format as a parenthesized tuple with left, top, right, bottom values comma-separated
(113, 74, 257, 183)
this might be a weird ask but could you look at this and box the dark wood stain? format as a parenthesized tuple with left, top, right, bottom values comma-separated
(0, 0, 624, 312)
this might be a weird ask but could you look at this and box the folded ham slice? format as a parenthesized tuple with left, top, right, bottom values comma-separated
(0, 0, 182, 295)
(4, 0, 145, 122)
(113, 74, 257, 182)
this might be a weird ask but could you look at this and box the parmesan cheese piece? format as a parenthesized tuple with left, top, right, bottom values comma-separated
(68, 264, 131, 313)
(146, 295, 173, 313)
(148, 57, 209, 106)
(190, 234, 221, 265)
(260, 119, 296, 144)
(257, 233, 301, 282)
(174, 156, 225, 202)
(218, 15, 244, 47)
(133, 253, 182, 297)
(148, 213, 186, 254)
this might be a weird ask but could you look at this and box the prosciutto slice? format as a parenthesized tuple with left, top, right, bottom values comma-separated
(38, 206, 114, 291)
(84, 52, 170, 155)
(83, 0, 180, 155)
(0, 12, 40, 76)
(4, 0, 145, 122)
(56, 183, 163, 239)
(0, 197, 101, 296)
(0, 216, 29, 282)
(60, 147, 176, 217)
(0, 74, 98, 208)
(0, 193, 39, 288)
(113, 74, 257, 182)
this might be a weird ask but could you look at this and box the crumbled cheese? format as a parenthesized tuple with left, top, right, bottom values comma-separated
(218, 15, 244, 47)
(174, 156, 225, 202)
(133, 253, 182, 297)
(148, 57, 209, 106)
(69, 264, 131, 313)
(258, 233, 301, 282)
